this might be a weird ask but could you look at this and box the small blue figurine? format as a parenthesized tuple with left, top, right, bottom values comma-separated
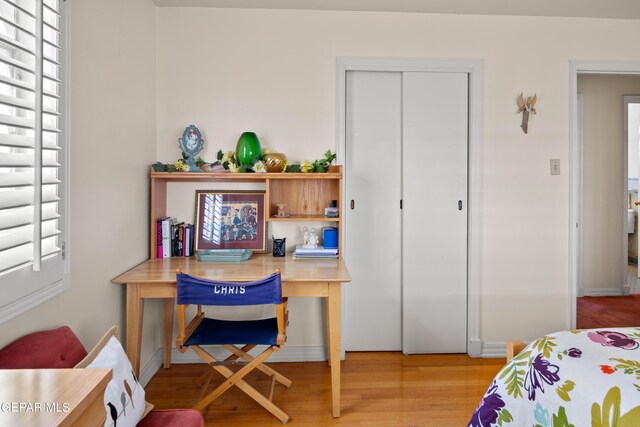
(178, 125, 205, 172)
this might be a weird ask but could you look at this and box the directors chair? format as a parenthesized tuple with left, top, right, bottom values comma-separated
(175, 269, 291, 423)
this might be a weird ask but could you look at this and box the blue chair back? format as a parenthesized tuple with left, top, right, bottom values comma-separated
(176, 272, 282, 306)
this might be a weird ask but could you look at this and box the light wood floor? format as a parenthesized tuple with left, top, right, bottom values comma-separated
(144, 352, 504, 426)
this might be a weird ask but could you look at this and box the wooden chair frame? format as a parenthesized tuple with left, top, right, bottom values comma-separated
(175, 269, 291, 423)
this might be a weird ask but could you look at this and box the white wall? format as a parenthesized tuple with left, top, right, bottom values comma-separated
(157, 8, 640, 346)
(578, 75, 640, 294)
(0, 0, 159, 373)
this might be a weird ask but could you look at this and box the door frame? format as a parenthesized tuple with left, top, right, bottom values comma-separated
(622, 95, 640, 295)
(336, 57, 483, 356)
(623, 95, 640, 294)
(569, 61, 640, 329)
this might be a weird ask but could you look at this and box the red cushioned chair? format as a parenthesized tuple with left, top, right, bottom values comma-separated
(0, 326, 87, 369)
(0, 326, 204, 427)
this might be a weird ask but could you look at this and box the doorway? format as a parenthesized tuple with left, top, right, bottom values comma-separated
(624, 96, 640, 294)
(570, 62, 640, 328)
(336, 57, 483, 356)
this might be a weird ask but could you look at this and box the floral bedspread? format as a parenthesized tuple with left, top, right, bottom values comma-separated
(468, 328, 640, 427)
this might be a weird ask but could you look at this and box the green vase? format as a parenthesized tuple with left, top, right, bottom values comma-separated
(235, 132, 262, 166)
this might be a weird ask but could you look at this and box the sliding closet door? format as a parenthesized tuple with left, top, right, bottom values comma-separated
(402, 72, 468, 354)
(345, 71, 402, 351)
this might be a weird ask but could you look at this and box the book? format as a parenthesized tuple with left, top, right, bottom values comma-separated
(184, 225, 191, 257)
(293, 253, 338, 259)
(294, 245, 338, 254)
(169, 220, 182, 257)
(156, 218, 166, 258)
(174, 224, 180, 257)
(293, 245, 338, 259)
(161, 218, 172, 258)
(178, 223, 185, 256)
(189, 224, 195, 256)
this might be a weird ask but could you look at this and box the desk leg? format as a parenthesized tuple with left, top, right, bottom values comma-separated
(325, 299, 331, 367)
(327, 282, 341, 418)
(163, 298, 175, 369)
(126, 283, 144, 377)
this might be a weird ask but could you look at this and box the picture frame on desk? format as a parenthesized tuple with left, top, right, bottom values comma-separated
(194, 190, 266, 253)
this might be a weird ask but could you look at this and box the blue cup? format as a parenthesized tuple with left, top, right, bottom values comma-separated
(323, 227, 338, 249)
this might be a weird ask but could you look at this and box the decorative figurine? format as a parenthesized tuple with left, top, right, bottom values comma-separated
(178, 125, 205, 172)
(308, 228, 319, 248)
(303, 226, 319, 249)
(276, 203, 288, 217)
(517, 93, 537, 134)
(302, 226, 310, 247)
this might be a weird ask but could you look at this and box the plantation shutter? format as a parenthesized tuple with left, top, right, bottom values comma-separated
(0, 0, 67, 319)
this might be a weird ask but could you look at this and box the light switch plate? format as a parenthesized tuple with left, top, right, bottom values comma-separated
(550, 159, 560, 175)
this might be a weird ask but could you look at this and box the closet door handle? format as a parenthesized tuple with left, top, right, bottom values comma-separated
(458, 200, 463, 211)
(350, 200, 355, 210)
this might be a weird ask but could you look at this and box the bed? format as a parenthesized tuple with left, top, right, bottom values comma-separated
(468, 327, 640, 426)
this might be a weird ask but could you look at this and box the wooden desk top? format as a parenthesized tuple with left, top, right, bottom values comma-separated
(112, 254, 351, 284)
(0, 368, 112, 427)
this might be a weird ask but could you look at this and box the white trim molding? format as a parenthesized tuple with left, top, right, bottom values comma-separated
(0, 280, 68, 325)
(139, 348, 163, 387)
(336, 57, 483, 357)
(468, 339, 482, 356)
(480, 341, 508, 359)
(171, 345, 332, 364)
(582, 287, 629, 297)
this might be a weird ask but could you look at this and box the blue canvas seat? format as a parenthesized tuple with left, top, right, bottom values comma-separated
(185, 318, 279, 347)
(175, 270, 291, 423)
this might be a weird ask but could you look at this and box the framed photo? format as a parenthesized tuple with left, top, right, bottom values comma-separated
(194, 190, 266, 252)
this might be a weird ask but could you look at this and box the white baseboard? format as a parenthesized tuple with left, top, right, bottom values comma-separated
(138, 345, 344, 386)
(139, 348, 163, 387)
(623, 284, 631, 295)
(170, 345, 331, 364)
(582, 288, 625, 296)
(467, 338, 482, 357)
(480, 341, 507, 358)
(139, 341, 504, 383)
(138, 346, 332, 387)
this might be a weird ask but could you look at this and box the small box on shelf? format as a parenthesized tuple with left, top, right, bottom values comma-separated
(325, 199, 339, 218)
(324, 207, 339, 218)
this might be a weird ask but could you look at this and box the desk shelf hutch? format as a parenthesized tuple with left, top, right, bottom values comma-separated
(149, 165, 343, 258)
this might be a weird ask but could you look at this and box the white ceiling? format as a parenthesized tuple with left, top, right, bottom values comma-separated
(153, 0, 640, 20)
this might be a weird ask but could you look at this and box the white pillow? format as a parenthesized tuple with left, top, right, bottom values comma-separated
(85, 335, 146, 427)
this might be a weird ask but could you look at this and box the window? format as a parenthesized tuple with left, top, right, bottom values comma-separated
(0, 0, 67, 323)
(202, 194, 223, 245)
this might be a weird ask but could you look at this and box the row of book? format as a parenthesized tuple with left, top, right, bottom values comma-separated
(292, 245, 338, 259)
(157, 217, 195, 258)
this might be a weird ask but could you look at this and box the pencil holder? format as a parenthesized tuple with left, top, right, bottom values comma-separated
(273, 237, 286, 257)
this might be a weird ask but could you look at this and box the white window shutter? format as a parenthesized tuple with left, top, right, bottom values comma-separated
(0, 0, 67, 322)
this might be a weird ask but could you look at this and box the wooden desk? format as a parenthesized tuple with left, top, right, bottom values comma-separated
(0, 368, 112, 427)
(113, 255, 351, 417)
